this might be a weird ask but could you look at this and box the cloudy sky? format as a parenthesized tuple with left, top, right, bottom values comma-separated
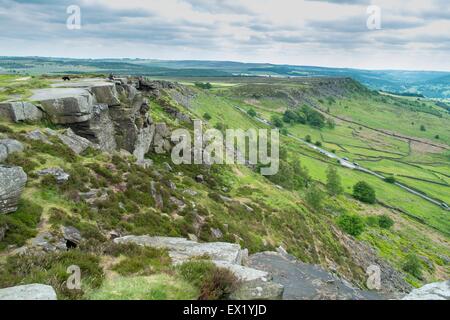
(0, 0, 449, 71)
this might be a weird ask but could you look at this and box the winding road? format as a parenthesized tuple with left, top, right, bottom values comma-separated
(234, 105, 450, 211)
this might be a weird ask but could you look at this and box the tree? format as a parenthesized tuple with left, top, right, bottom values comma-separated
(271, 115, 284, 128)
(337, 214, 365, 237)
(402, 254, 423, 279)
(203, 112, 212, 120)
(282, 110, 297, 123)
(326, 165, 343, 196)
(305, 183, 325, 211)
(247, 109, 257, 117)
(435, 135, 440, 139)
(420, 125, 426, 131)
(326, 118, 336, 129)
(384, 176, 396, 183)
(378, 214, 394, 229)
(315, 141, 322, 147)
(305, 135, 312, 143)
(353, 181, 376, 204)
(292, 159, 311, 189)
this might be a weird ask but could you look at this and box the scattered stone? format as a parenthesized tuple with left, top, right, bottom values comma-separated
(183, 189, 198, 196)
(195, 174, 204, 183)
(166, 180, 177, 190)
(211, 228, 223, 239)
(219, 195, 232, 202)
(37, 167, 70, 184)
(230, 279, 284, 300)
(402, 281, 449, 300)
(109, 230, 121, 240)
(24, 129, 52, 144)
(61, 226, 82, 247)
(136, 159, 153, 168)
(0, 165, 27, 214)
(58, 128, 93, 154)
(0, 139, 24, 162)
(31, 232, 66, 252)
(243, 204, 254, 212)
(0, 102, 43, 122)
(150, 181, 164, 210)
(0, 284, 57, 300)
(169, 196, 186, 210)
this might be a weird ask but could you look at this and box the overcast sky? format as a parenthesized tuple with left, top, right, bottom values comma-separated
(1, 0, 449, 71)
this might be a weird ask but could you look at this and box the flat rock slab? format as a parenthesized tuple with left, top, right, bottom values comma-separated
(114, 235, 244, 265)
(0, 284, 57, 300)
(402, 281, 450, 300)
(214, 261, 269, 282)
(248, 252, 384, 300)
(0, 165, 27, 214)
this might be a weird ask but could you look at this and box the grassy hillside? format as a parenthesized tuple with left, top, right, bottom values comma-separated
(0, 75, 449, 299)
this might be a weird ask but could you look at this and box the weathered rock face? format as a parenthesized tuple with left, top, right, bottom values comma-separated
(0, 223, 8, 241)
(402, 281, 450, 300)
(0, 165, 27, 214)
(248, 251, 389, 300)
(0, 102, 43, 122)
(58, 128, 94, 154)
(36, 167, 70, 184)
(0, 139, 24, 162)
(0, 284, 57, 300)
(332, 226, 412, 293)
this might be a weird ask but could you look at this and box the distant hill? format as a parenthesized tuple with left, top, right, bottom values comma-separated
(1, 56, 450, 98)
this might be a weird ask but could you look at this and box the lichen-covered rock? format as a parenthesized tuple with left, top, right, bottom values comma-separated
(31, 87, 94, 124)
(36, 167, 70, 184)
(113, 235, 245, 265)
(58, 128, 94, 154)
(230, 279, 284, 300)
(0, 102, 43, 122)
(0, 165, 27, 214)
(402, 281, 449, 300)
(90, 84, 120, 106)
(0, 284, 57, 300)
(24, 129, 52, 144)
(0, 139, 24, 162)
(61, 226, 82, 246)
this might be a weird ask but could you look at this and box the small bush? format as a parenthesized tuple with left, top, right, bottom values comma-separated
(402, 254, 423, 279)
(353, 181, 376, 204)
(384, 176, 396, 184)
(378, 215, 394, 229)
(178, 260, 238, 300)
(337, 214, 365, 237)
(203, 112, 212, 120)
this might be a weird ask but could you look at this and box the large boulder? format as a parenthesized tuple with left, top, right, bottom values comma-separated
(114, 236, 245, 265)
(0, 102, 43, 122)
(69, 104, 117, 152)
(90, 84, 120, 106)
(0, 284, 57, 300)
(0, 165, 27, 214)
(0, 139, 24, 162)
(30, 88, 94, 124)
(402, 281, 449, 300)
(58, 128, 94, 154)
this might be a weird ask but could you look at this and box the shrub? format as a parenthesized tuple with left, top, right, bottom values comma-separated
(178, 260, 238, 300)
(402, 254, 423, 279)
(384, 176, 396, 184)
(203, 112, 212, 120)
(305, 183, 325, 211)
(0, 250, 104, 299)
(353, 181, 376, 204)
(326, 165, 343, 196)
(270, 115, 283, 128)
(305, 135, 312, 143)
(315, 141, 322, 147)
(0, 199, 43, 250)
(247, 109, 257, 117)
(337, 214, 365, 237)
(378, 215, 394, 229)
